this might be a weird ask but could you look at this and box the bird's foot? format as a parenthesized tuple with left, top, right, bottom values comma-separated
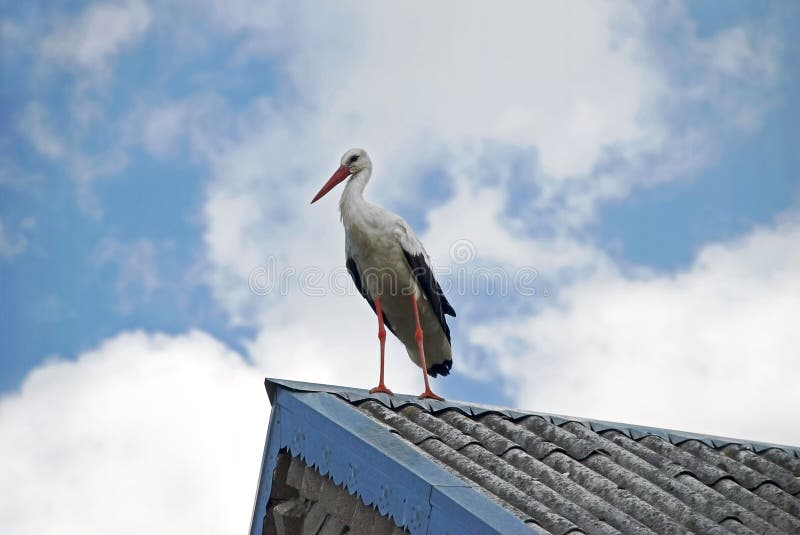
(418, 389, 444, 401)
(369, 384, 394, 396)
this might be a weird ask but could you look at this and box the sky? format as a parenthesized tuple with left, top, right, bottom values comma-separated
(1, 1, 799, 533)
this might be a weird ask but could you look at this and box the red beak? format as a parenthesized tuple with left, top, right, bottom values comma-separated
(311, 165, 352, 204)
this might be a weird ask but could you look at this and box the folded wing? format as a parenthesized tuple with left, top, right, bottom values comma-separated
(394, 220, 456, 343)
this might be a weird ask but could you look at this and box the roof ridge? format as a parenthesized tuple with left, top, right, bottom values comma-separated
(264, 378, 800, 458)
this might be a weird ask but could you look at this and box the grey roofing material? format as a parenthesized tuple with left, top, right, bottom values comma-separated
(261, 379, 800, 534)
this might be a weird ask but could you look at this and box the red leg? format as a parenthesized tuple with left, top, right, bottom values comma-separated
(369, 298, 393, 395)
(411, 294, 444, 401)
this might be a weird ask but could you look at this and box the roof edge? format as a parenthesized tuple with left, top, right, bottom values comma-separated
(254, 380, 535, 535)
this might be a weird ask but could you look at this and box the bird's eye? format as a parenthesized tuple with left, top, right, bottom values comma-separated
(348, 155, 359, 165)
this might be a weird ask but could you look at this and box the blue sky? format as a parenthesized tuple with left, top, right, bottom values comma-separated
(1, 2, 799, 533)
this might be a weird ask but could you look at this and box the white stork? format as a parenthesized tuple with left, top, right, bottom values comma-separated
(311, 148, 456, 400)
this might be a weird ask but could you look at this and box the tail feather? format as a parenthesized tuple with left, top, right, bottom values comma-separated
(428, 359, 452, 377)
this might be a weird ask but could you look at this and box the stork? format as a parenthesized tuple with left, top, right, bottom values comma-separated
(311, 148, 456, 400)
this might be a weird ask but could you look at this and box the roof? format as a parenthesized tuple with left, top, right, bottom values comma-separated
(249, 378, 800, 535)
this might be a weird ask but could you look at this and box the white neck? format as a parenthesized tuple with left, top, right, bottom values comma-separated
(339, 167, 371, 222)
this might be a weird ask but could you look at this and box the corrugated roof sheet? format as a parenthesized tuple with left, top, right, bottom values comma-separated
(264, 379, 800, 535)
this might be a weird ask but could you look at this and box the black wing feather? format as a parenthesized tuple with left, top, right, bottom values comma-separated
(402, 250, 456, 344)
(346, 257, 397, 336)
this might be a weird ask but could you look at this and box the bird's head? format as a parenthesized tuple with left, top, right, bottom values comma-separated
(341, 148, 371, 173)
(311, 148, 371, 204)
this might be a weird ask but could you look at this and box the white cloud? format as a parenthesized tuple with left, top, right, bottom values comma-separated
(704, 25, 781, 130)
(41, 0, 152, 73)
(17, 103, 65, 160)
(91, 237, 163, 313)
(470, 214, 800, 445)
(0, 330, 266, 535)
(0, 216, 35, 262)
(318, 2, 659, 180)
(9, 2, 152, 216)
(422, 181, 608, 275)
(17, 102, 128, 218)
(0, 156, 43, 192)
(27, 294, 76, 323)
(631, 2, 782, 135)
(199, 0, 282, 35)
(706, 26, 779, 80)
(142, 103, 187, 158)
(139, 95, 228, 160)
